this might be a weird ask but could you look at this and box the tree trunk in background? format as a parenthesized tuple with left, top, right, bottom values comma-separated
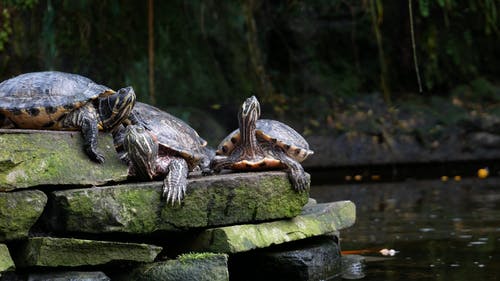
(244, 0, 274, 102)
(148, 0, 156, 105)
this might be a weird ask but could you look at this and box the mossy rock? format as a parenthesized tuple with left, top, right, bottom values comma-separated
(230, 236, 342, 281)
(187, 201, 356, 253)
(0, 129, 128, 191)
(0, 244, 15, 273)
(118, 253, 229, 281)
(48, 171, 309, 234)
(0, 190, 47, 241)
(13, 237, 162, 268)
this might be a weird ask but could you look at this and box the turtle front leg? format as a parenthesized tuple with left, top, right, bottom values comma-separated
(81, 119, 105, 163)
(274, 152, 309, 191)
(163, 157, 189, 205)
(64, 104, 104, 163)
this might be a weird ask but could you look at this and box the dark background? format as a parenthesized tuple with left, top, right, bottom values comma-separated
(1, 0, 499, 145)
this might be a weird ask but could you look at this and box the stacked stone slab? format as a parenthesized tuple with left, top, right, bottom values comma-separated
(187, 201, 355, 253)
(0, 130, 356, 280)
(47, 172, 309, 234)
(0, 130, 128, 191)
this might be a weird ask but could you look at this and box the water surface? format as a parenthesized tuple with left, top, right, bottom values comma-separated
(311, 177, 500, 280)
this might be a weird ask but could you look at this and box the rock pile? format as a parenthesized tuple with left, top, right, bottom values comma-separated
(0, 130, 356, 281)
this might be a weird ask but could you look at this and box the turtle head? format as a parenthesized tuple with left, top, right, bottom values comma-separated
(238, 95, 260, 128)
(99, 86, 136, 130)
(123, 125, 158, 180)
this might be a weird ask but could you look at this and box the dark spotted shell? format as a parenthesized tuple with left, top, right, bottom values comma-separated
(132, 102, 207, 166)
(0, 71, 112, 128)
(217, 119, 313, 162)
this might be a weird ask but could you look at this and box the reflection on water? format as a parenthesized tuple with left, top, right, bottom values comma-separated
(311, 177, 500, 280)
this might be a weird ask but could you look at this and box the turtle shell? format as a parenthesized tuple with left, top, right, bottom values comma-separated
(0, 71, 113, 129)
(133, 102, 208, 168)
(216, 119, 313, 163)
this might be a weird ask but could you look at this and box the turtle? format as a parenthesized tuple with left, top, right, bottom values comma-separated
(0, 71, 137, 163)
(210, 95, 313, 191)
(114, 102, 210, 204)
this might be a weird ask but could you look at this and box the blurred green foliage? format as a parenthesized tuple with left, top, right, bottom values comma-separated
(0, 0, 498, 132)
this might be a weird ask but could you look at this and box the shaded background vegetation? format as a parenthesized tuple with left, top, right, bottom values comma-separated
(0, 0, 499, 143)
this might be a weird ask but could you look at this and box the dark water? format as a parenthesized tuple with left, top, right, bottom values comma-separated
(310, 177, 500, 281)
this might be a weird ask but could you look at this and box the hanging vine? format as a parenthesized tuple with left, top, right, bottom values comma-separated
(409, 0, 423, 93)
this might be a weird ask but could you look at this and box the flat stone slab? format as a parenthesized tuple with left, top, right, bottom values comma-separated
(187, 200, 355, 253)
(0, 129, 128, 191)
(0, 190, 47, 241)
(48, 171, 309, 233)
(117, 253, 229, 281)
(0, 244, 15, 273)
(13, 237, 162, 268)
(27, 271, 110, 281)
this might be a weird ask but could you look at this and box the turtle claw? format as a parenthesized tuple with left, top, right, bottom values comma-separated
(162, 158, 189, 205)
(290, 174, 309, 192)
(163, 182, 186, 206)
(94, 153, 105, 164)
(288, 167, 310, 192)
(86, 147, 105, 164)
